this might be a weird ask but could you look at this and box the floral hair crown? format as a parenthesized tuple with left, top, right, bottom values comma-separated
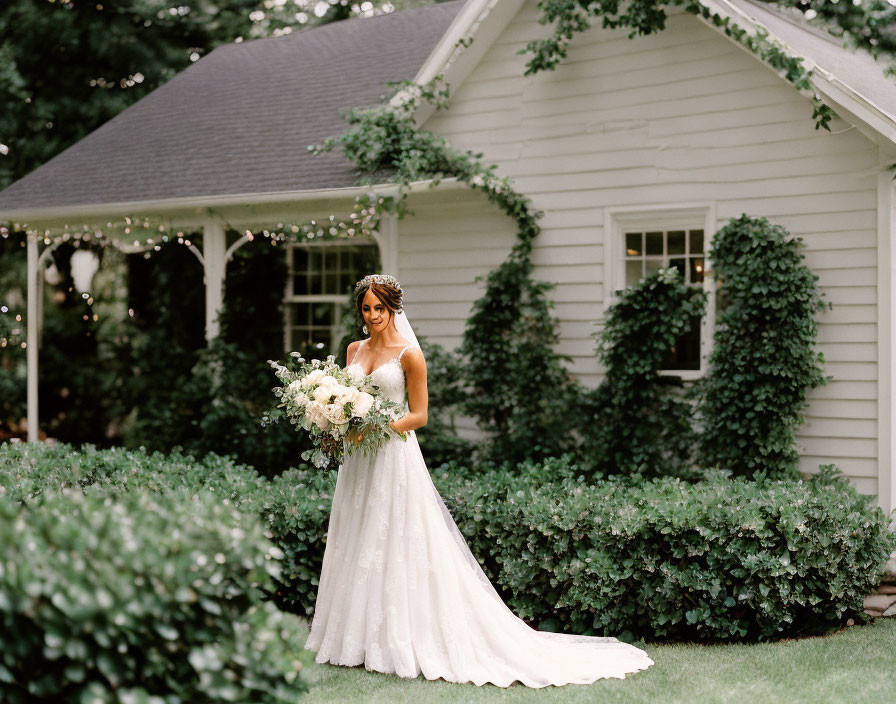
(354, 273, 403, 313)
(354, 273, 402, 295)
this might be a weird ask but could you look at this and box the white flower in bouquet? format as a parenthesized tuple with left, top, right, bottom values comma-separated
(351, 391, 375, 418)
(302, 368, 326, 388)
(267, 352, 410, 470)
(323, 402, 350, 425)
(313, 384, 337, 403)
(305, 401, 331, 430)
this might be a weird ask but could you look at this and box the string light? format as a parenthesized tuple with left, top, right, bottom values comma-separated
(6, 192, 392, 260)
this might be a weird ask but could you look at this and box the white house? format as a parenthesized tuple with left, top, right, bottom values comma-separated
(1, 0, 895, 514)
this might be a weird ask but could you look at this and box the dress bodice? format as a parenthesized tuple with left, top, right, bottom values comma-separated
(346, 340, 411, 409)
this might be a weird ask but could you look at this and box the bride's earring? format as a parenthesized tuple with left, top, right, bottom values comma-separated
(362, 325, 368, 335)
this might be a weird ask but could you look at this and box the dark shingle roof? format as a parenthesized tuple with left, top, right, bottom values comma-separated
(0, 1, 465, 214)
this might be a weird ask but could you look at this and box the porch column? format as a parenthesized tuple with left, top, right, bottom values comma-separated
(377, 210, 400, 277)
(26, 235, 38, 442)
(203, 219, 227, 343)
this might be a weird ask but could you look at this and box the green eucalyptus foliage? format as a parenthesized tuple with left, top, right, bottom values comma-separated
(520, 0, 835, 130)
(0, 471, 312, 701)
(581, 267, 707, 479)
(693, 214, 830, 480)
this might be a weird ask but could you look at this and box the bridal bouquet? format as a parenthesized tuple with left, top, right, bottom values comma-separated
(265, 353, 407, 469)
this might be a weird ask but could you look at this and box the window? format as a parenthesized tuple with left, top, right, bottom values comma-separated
(284, 239, 380, 360)
(605, 205, 716, 378)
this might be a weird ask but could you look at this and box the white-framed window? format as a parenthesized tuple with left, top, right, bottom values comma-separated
(284, 238, 381, 360)
(604, 203, 717, 379)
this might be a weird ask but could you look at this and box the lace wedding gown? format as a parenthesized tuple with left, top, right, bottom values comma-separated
(303, 341, 655, 687)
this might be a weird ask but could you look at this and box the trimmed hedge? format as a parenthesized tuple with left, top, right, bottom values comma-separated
(0, 485, 311, 702)
(3, 442, 894, 646)
(435, 457, 896, 642)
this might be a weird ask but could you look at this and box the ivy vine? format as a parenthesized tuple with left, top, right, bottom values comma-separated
(520, 0, 834, 130)
(313, 74, 581, 465)
(692, 214, 830, 480)
(581, 267, 707, 480)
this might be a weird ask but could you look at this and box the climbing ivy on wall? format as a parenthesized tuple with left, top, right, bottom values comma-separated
(692, 214, 830, 480)
(581, 267, 707, 480)
(314, 75, 582, 464)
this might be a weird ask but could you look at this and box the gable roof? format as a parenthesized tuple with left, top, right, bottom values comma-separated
(409, 0, 896, 147)
(0, 0, 465, 219)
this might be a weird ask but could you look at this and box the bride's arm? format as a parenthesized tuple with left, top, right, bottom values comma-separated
(390, 348, 428, 433)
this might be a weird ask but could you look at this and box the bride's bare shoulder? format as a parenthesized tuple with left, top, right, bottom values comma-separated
(346, 339, 365, 363)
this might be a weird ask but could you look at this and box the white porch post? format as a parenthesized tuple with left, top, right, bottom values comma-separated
(203, 219, 227, 343)
(377, 210, 400, 277)
(26, 235, 39, 442)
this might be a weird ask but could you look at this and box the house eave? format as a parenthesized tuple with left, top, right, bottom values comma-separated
(1, 178, 467, 233)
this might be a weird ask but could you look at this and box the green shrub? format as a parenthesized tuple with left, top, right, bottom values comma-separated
(581, 267, 707, 479)
(0, 441, 330, 620)
(0, 484, 311, 702)
(433, 459, 895, 642)
(694, 214, 830, 479)
(7, 441, 892, 645)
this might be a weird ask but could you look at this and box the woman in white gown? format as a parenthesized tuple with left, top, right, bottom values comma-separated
(303, 274, 655, 687)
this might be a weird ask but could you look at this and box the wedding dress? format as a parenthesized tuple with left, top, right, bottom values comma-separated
(303, 336, 655, 687)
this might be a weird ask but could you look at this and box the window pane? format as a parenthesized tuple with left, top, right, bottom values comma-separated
(668, 230, 685, 255)
(625, 232, 642, 257)
(359, 246, 379, 273)
(690, 229, 704, 254)
(324, 271, 340, 294)
(690, 257, 705, 284)
(670, 257, 686, 280)
(293, 273, 307, 295)
(312, 302, 332, 324)
(294, 302, 311, 326)
(625, 259, 642, 286)
(292, 246, 308, 274)
(645, 231, 663, 255)
(645, 258, 663, 276)
(306, 256, 322, 294)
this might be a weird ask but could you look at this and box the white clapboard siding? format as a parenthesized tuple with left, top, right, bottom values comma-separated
(398, 1, 881, 492)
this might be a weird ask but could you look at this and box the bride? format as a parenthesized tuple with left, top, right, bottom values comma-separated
(303, 273, 655, 688)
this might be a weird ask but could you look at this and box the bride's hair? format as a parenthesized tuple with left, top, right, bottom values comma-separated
(354, 277, 402, 322)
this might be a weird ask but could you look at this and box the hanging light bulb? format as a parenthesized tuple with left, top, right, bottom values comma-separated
(70, 249, 100, 294)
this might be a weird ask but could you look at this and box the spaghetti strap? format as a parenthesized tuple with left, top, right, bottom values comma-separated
(349, 338, 367, 365)
(397, 345, 412, 363)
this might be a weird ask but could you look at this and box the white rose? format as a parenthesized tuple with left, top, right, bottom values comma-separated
(305, 401, 331, 430)
(337, 385, 361, 404)
(313, 384, 335, 403)
(323, 403, 350, 425)
(351, 392, 374, 418)
(301, 368, 325, 389)
(293, 390, 310, 407)
(318, 374, 338, 388)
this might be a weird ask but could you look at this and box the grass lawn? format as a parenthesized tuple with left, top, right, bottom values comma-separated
(294, 616, 896, 703)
